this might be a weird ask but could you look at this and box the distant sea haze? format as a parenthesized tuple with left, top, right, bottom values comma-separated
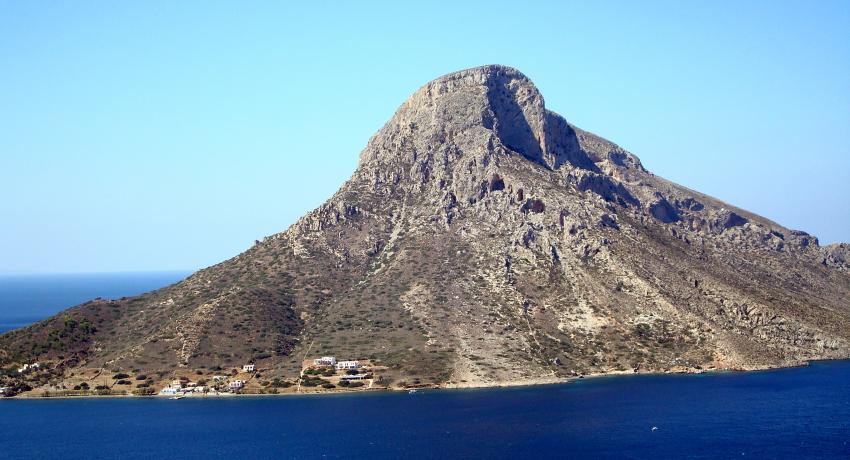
(0, 271, 190, 333)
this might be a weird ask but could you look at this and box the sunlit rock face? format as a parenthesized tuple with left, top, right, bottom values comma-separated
(2, 65, 849, 393)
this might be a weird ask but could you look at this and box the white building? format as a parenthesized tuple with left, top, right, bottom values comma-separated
(336, 360, 362, 370)
(314, 356, 337, 366)
(17, 363, 40, 374)
(228, 380, 244, 391)
(212, 375, 227, 382)
(242, 364, 256, 372)
(158, 386, 182, 396)
(340, 373, 369, 381)
(158, 380, 185, 396)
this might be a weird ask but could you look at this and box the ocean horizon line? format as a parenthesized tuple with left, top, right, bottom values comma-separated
(0, 269, 195, 278)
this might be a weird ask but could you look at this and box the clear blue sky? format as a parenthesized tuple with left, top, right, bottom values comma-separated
(1, 1, 848, 274)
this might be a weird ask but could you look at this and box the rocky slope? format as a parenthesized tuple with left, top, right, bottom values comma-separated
(2, 65, 849, 393)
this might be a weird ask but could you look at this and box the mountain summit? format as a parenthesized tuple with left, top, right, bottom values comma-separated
(360, 64, 603, 172)
(2, 65, 849, 394)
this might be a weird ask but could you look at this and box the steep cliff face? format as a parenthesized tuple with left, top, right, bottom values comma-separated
(2, 65, 849, 391)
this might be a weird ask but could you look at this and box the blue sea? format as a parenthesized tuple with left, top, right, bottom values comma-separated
(0, 271, 189, 333)
(1, 273, 849, 459)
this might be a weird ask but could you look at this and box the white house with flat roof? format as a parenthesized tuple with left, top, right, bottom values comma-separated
(17, 363, 40, 374)
(242, 364, 256, 372)
(336, 360, 361, 370)
(314, 356, 337, 366)
(228, 380, 244, 391)
(158, 381, 185, 396)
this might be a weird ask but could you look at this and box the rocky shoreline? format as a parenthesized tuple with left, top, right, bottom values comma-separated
(6, 359, 824, 400)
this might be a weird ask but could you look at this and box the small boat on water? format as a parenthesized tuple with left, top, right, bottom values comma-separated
(170, 396, 184, 400)
(408, 389, 417, 394)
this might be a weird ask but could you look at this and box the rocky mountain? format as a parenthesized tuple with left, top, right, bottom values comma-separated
(2, 65, 849, 393)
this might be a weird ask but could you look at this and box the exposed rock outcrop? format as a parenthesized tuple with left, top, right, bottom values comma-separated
(2, 65, 848, 392)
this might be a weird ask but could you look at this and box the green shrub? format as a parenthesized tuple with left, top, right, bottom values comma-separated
(269, 378, 292, 388)
(300, 376, 327, 387)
